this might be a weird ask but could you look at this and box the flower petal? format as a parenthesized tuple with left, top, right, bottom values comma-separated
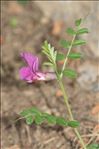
(36, 72, 46, 80)
(45, 72, 56, 80)
(19, 66, 33, 82)
(36, 72, 56, 81)
(20, 52, 39, 71)
(32, 57, 39, 72)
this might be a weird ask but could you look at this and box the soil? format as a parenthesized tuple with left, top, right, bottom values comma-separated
(1, 1, 99, 149)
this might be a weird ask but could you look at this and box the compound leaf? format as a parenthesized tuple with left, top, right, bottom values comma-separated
(42, 41, 57, 64)
(66, 27, 76, 35)
(73, 39, 86, 46)
(35, 114, 44, 125)
(60, 40, 70, 49)
(20, 107, 79, 128)
(20, 107, 41, 117)
(43, 113, 56, 124)
(67, 120, 80, 128)
(68, 53, 82, 59)
(56, 53, 65, 61)
(56, 117, 68, 126)
(75, 18, 82, 26)
(26, 115, 33, 125)
(43, 62, 53, 66)
(77, 28, 89, 35)
(63, 69, 77, 78)
(87, 144, 99, 149)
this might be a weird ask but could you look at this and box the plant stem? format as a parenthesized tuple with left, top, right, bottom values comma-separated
(54, 21, 87, 148)
(58, 81, 87, 149)
(58, 81, 73, 120)
(60, 34, 76, 78)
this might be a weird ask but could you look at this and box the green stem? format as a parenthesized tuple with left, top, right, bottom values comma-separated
(60, 34, 76, 78)
(58, 81, 87, 149)
(54, 20, 88, 148)
(58, 81, 73, 120)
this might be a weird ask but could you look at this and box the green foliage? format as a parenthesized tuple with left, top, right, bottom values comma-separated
(87, 144, 99, 149)
(26, 115, 33, 125)
(56, 53, 65, 61)
(75, 18, 82, 26)
(42, 41, 57, 66)
(20, 107, 79, 127)
(66, 28, 76, 35)
(77, 28, 89, 35)
(43, 62, 53, 66)
(73, 39, 86, 46)
(56, 117, 68, 126)
(67, 121, 80, 127)
(20, 107, 41, 116)
(43, 113, 56, 124)
(9, 17, 18, 28)
(60, 40, 70, 49)
(17, 0, 28, 4)
(63, 69, 77, 78)
(68, 53, 82, 59)
(35, 114, 44, 125)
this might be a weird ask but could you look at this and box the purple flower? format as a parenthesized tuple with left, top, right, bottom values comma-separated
(19, 52, 56, 83)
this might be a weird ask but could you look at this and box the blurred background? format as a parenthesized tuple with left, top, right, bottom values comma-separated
(1, 1, 99, 149)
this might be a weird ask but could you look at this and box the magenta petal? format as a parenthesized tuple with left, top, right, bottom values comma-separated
(32, 58, 39, 72)
(19, 52, 56, 83)
(20, 52, 39, 71)
(25, 75, 33, 83)
(35, 72, 56, 81)
(36, 72, 46, 80)
(44, 72, 56, 80)
(19, 66, 32, 82)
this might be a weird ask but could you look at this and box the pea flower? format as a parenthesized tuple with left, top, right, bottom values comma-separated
(19, 52, 56, 83)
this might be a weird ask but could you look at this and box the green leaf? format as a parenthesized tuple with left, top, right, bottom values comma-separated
(77, 28, 89, 35)
(10, 17, 18, 28)
(17, 0, 28, 5)
(73, 39, 86, 46)
(63, 69, 77, 78)
(43, 113, 56, 124)
(56, 117, 68, 126)
(42, 41, 57, 64)
(43, 62, 53, 66)
(67, 120, 80, 128)
(66, 27, 76, 35)
(20, 107, 80, 128)
(87, 144, 99, 149)
(68, 53, 82, 59)
(60, 40, 70, 49)
(56, 53, 65, 61)
(26, 116, 33, 125)
(75, 18, 82, 26)
(35, 114, 44, 125)
(20, 107, 41, 117)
